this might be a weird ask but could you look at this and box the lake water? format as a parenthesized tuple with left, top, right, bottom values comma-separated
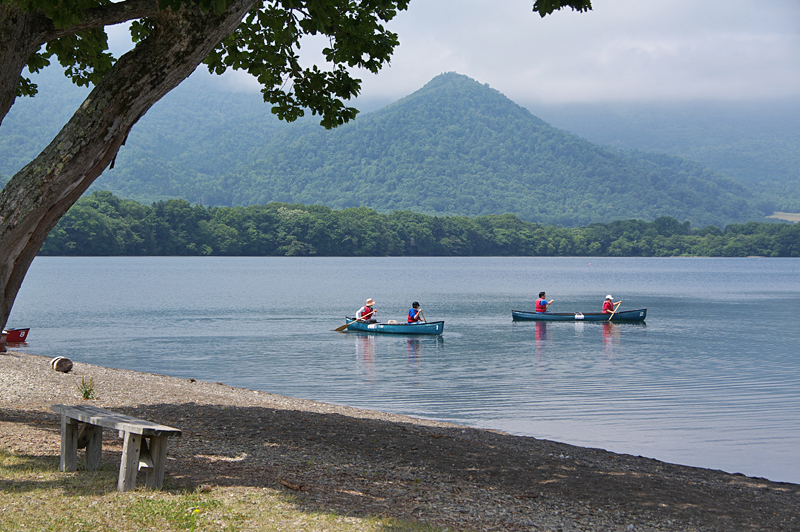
(7, 256, 800, 484)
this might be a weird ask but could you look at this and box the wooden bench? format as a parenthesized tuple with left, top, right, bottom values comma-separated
(51, 404, 182, 492)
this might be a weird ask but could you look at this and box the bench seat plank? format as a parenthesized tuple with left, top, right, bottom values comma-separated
(52, 405, 181, 437)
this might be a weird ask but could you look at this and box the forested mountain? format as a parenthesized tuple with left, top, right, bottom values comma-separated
(207, 73, 762, 227)
(1, 70, 791, 226)
(531, 101, 800, 211)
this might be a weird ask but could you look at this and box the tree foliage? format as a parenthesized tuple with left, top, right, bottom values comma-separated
(5, 0, 411, 128)
(41, 191, 800, 257)
(533, 0, 592, 17)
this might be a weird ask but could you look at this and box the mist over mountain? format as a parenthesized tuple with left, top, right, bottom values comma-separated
(1, 70, 793, 226)
(529, 100, 800, 208)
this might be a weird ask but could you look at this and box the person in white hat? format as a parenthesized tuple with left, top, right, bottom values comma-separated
(356, 298, 377, 323)
(602, 295, 622, 314)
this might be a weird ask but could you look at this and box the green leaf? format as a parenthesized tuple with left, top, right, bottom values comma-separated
(532, 0, 592, 17)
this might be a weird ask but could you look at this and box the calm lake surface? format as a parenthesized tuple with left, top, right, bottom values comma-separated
(8, 256, 800, 484)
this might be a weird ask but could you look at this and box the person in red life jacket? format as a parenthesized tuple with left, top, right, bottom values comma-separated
(407, 301, 426, 323)
(356, 298, 377, 323)
(603, 295, 622, 314)
(535, 291, 554, 313)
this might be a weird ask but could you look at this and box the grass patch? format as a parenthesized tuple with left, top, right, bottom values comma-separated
(77, 376, 96, 399)
(0, 448, 444, 531)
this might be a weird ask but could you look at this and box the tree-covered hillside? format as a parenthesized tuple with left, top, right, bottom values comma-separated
(0, 71, 786, 226)
(531, 101, 800, 212)
(40, 191, 800, 257)
(216, 73, 763, 227)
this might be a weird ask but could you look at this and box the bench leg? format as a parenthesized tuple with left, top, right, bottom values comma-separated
(145, 436, 169, 490)
(60, 416, 78, 472)
(118, 431, 142, 492)
(85, 425, 103, 471)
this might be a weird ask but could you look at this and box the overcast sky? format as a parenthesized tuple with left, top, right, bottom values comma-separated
(116, 0, 800, 106)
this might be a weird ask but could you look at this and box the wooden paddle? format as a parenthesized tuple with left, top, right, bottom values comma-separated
(333, 319, 356, 332)
(334, 308, 377, 331)
(607, 300, 623, 321)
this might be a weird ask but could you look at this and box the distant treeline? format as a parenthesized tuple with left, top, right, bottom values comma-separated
(39, 191, 800, 257)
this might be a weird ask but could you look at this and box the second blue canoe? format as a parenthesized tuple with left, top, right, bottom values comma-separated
(512, 308, 647, 322)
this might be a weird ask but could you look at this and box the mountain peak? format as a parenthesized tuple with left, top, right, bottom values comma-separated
(378, 71, 543, 127)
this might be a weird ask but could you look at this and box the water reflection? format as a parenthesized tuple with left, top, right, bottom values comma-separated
(406, 337, 421, 360)
(352, 334, 444, 383)
(535, 322, 547, 359)
(602, 321, 620, 344)
(406, 338, 422, 382)
(354, 334, 376, 381)
(602, 322, 620, 362)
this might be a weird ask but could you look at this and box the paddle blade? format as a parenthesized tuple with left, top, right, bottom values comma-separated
(333, 321, 352, 332)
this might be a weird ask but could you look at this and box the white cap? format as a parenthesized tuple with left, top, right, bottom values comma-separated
(606, 295, 613, 300)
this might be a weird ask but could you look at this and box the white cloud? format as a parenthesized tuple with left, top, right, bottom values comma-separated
(348, 0, 800, 104)
(110, 0, 800, 105)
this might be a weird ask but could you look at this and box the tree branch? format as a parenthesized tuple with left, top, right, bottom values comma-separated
(48, 0, 161, 40)
(1, 0, 159, 126)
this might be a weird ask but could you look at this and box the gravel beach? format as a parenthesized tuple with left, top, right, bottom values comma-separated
(1, 351, 798, 531)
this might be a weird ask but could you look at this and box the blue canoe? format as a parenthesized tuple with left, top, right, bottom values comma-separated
(343, 318, 445, 335)
(512, 308, 647, 322)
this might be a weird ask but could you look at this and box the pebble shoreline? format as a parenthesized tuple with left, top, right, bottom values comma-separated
(2, 350, 799, 531)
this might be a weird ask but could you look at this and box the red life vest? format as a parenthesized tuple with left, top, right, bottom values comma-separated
(603, 300, 614, 313)
(535, 298, 547, 313)
(361, 306, 375, 320)
(408, 309, 420, 323)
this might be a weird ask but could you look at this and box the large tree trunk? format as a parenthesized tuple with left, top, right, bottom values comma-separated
(0, 0, 255, 331)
